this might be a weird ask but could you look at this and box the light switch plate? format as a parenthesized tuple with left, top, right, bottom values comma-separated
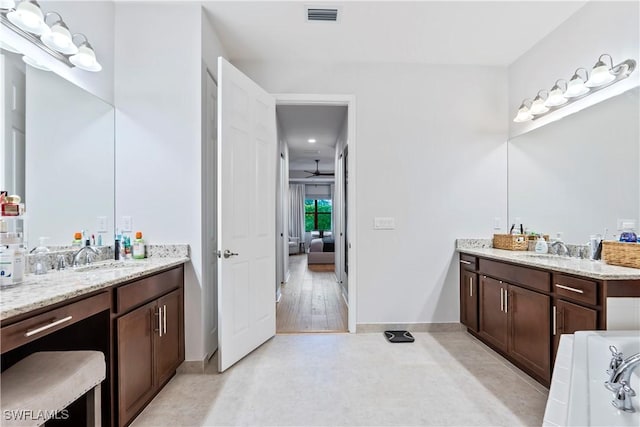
(121, 216, 133, 232)
(374, 217, 395, 230)
(617, 218, 636, 231)
(493, 217, 501, 230)
(97, 216, 108, 233)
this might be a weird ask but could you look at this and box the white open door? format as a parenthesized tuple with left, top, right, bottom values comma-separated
(217, 57, 276, 372)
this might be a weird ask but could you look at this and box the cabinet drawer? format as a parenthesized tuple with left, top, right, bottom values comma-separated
(553, 274, 598, 306)
(459, 254, 477, 270)
(479, 259, 550, 292)
(116, 266, 183, 314)
(1, 292, 110, 353)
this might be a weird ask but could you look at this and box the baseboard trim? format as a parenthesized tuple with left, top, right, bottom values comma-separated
(177, 355, 209, 374)
(356, 322, 464, 333)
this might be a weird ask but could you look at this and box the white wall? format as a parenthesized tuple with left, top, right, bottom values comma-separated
(509, 1, 640, 138)
(0, 0, 116, 103)
(234, 60, 508, 325)
(114, 2, 204, 361)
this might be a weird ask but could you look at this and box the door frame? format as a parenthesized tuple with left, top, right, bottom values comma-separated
(273, 93, 357, 333)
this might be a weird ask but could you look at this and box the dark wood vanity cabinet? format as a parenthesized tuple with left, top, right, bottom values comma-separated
(477, 275, 551, 382)
(115, 266, 184, 427)
(553, 299, 597, 353)
(459, 255, 478, 331)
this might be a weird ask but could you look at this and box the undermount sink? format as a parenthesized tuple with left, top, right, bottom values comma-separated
(517, 253, 562, 259)
(72, 260, 141, 273)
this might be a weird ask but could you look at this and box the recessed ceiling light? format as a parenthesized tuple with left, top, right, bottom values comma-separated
(307, 138, 316, 143)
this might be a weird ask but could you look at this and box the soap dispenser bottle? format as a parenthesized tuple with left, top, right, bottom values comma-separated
(34, 237, 51, 275)
(535, 235, 548, 254)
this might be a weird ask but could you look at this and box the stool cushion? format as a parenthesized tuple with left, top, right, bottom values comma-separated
(1, 351, 105, 427)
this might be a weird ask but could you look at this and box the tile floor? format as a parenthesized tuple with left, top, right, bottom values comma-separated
(131, 331, 548, 426)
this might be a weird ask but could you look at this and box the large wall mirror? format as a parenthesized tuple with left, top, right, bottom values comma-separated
(1, 48, 114, 250)
(508, 87, 639, 244)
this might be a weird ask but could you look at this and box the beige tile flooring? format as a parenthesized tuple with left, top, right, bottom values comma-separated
(277, 254, 348, 333)
(131, 331, 548, 426)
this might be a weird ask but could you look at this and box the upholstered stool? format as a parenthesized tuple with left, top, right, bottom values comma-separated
(1, 351, 105, 427)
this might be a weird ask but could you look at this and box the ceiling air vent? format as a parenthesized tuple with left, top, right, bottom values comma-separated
(306, 7, 339, 22)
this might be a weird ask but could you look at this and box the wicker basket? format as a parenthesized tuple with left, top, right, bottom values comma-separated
(493, 234, 528, 251)
(602, 241, 640, 269)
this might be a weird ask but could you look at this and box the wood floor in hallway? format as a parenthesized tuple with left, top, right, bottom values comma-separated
(276, 254, 348, 333)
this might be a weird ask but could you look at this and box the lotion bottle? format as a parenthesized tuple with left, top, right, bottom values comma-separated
(535, 235, 548, 254)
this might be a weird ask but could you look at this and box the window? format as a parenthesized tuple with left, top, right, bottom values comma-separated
(305, 199, 332, 232)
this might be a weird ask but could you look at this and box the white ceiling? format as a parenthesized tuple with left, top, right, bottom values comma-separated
(203, 1, 587, 66)
(277, 105, 347, 172)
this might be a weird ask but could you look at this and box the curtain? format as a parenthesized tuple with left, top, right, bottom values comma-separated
(330, 184, 335, 236)
(289, 184, 305, 240)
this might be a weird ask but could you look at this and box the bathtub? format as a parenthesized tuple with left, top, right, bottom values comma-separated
(544, 331, 640, 426)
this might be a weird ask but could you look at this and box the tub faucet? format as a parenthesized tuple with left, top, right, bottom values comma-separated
(605, 350, 640, 412)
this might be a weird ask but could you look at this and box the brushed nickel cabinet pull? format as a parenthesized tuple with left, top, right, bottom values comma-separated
(504, 290, 509, 314)
(500, 288, 504, 312)
(469, 276, 473, 297)
(155, 306, 163, 337)
(163, 304, 167, 335)
(25, 316, 73, 337)
(460, 260, 472, 265)
(552, 306, 557, 336)
(556, 284, 584, 294)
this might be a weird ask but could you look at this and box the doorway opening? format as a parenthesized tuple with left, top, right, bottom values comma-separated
(274, 95, 356, 334)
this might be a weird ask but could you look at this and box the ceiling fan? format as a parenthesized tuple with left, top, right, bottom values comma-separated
(304, 160, 334, 178)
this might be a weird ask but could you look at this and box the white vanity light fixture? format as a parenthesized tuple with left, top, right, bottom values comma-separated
(7, 0, 47, 35)
(586, 54, 616, 87)
(513, 99, 534, 123)
(40, 12, 77, 55)
(565, 68, 590, 98)
(530, 90, 550, 115)
(0, 0, 15, 11)
(22, 54, 49, 71)
(307, 138, 317, 143)
(545, 79, 569, 107)
(512, 53, 636, 122)
(69, 33, 101, 72)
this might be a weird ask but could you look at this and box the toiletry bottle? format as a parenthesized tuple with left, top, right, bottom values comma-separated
(132, 231, 145, 259)
(123, 233, 131, 259)
(0, 245, 13, 287)
(11, 244, 24, 284)
(535, 235, 548, 254)
(34, 237, 51, 275)
(72, 232, 83, 247)
(114, 234, 121, 260)
(620, 227, 637, 243)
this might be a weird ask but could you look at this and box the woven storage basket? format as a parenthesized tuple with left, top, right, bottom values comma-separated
(602, 241, 640, 269)
(493, 234, 528, 251)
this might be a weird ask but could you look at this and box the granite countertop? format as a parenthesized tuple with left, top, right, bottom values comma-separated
(456, 244, 640, 280)
(0, 256, 189, 321)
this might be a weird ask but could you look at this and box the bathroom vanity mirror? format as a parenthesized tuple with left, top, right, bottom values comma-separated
(1, 49, 114, 249)
(508, 87, 639, 244)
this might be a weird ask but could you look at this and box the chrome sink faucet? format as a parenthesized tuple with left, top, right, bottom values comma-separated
(605, 346, 640, 412)
(72, 245, 100, 267)
(550, 240, 569, 256)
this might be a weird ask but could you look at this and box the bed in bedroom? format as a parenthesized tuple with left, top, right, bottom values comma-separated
(307, 236, 335, 264)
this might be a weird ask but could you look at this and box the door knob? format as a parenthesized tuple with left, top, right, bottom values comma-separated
(223, 249, 238, 258)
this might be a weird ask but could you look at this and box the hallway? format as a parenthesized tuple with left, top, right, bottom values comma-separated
(276, 254, 348, 333)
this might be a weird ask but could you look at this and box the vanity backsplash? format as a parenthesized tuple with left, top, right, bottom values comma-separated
(24, 244, 190, 274)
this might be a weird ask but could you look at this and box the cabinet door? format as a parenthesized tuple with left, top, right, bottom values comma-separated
(155, 289, 184, 386)
(460, 269, 478, 331)
(117, 301, 156, 427)
(478, 276, 508, 352)
(508, 285, 551, 382)
(553, 299, 597, 358)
